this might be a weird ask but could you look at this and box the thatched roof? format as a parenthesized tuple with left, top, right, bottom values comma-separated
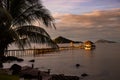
(84, 41, 94, 45)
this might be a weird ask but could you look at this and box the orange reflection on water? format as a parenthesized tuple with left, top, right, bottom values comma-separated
(83, 49, 95, 58)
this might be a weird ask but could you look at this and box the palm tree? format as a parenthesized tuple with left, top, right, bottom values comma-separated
(0, 0, 58, 57)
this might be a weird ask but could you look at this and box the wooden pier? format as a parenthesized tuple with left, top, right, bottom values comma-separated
(5, 48, 58, 57)
(5, 46, 80, 57)
(59, 46, 80, 50)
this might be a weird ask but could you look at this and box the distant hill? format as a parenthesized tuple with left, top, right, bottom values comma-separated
(95, 39, 117, 43)
(53, 36, 82, 43)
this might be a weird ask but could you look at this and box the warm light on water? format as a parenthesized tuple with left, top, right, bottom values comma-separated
(4, 43, 120, 80)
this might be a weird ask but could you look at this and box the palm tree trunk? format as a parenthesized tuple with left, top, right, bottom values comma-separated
(0, 41, 7, 57)
(0, 41, 5, 68)
(0, 45, 6, 64)
(6, 0, 10, 12)
(0, 0, 2, 7)
(0, 48, 5, 57)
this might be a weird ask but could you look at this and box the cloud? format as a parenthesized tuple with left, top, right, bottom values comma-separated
(47, 8, 120, 41)
(54, 8, 120, 28)
(43, 0, 90, 4)
(42, 0, 90, 13)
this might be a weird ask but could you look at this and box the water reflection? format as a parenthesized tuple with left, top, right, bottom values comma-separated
(83, 50, 95, 58)
(3, 44, 120, 80)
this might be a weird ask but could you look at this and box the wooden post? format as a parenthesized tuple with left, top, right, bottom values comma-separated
(38, 71, 42, 80)
(32, 63, 34, 68)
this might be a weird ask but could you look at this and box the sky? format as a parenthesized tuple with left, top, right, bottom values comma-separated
(40, 0, 120, 42)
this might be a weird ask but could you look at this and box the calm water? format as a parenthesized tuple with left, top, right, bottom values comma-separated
(4, 43, 120, 80)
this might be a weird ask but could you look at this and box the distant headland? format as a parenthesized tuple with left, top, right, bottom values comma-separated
(95, 39, 117, 43)
(53, 36, 117, 44)
(53, 36, 82, 43)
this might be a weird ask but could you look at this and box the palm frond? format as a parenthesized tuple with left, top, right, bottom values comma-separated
(27, 31, 58, 48)
(16, 25, 58, 48)
(14, 37, 31, 49)
(16, 25, 50, 38)
(9, 28, 25, 49)
(8, 0, 55, 28)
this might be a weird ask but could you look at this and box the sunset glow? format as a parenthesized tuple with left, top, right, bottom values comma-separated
(42, 0, 120, 42)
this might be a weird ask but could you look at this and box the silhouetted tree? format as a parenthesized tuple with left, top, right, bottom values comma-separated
(0, 0, 58, 57)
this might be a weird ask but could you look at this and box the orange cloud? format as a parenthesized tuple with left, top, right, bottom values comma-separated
(32, 8, 120, 41)
(53, 8, 120, 29)
(46, 8, 119, 41)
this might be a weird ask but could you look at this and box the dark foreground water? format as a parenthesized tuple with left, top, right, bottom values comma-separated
(4, 43, 120, 80)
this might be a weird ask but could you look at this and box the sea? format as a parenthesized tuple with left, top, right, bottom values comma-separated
(3, 43, 120, 80)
